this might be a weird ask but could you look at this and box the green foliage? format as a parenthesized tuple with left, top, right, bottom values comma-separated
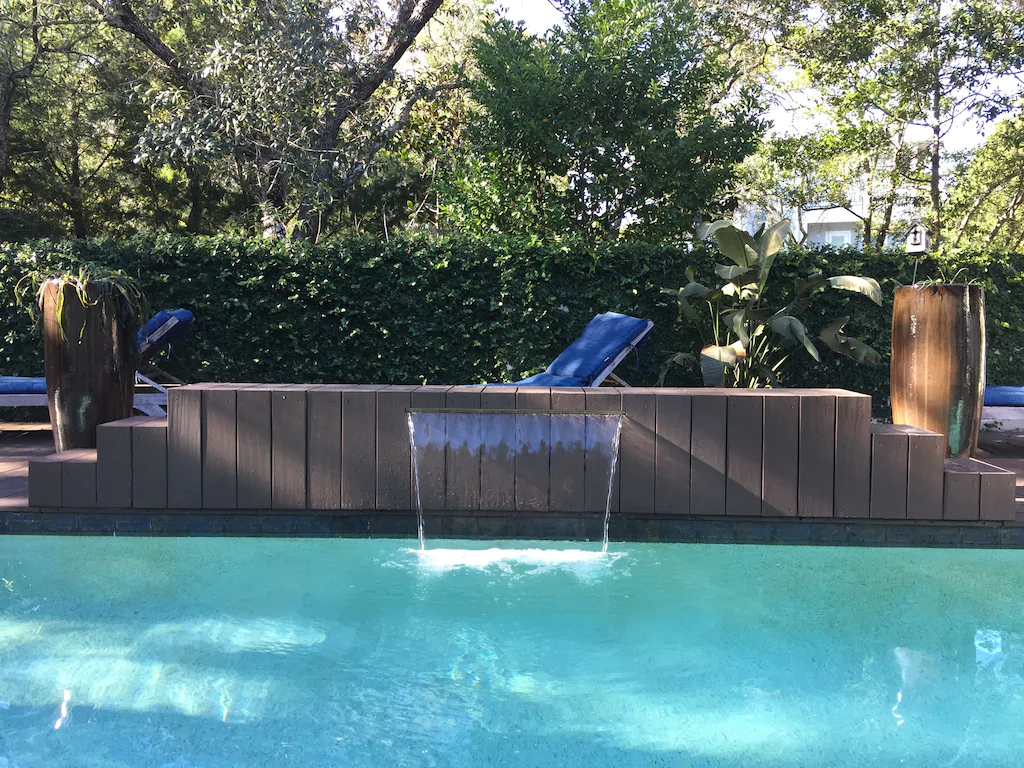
(2, 236, 1022, 420)
(661, 219, 882, 387)
(448, 0, 765, 241)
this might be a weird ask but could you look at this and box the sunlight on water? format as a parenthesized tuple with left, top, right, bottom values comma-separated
(3, 537, 1024, 767)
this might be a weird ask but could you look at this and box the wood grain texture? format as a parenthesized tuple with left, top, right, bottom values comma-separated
(943, 459, 981, 521)
(515, 387, 551, 512)
(549, 388, 586, 513)
(480, 387, 517, 511)
(376, 385, 419, 511)
(341, 385, 386, 510)
(726, 393, 763, 517)
(584, 388, 622, 513)
(834, 393, 871, 518)
(132, 419, 168, 508)
(690, 393, 727, 516)
(202, 387, 237, 509)
(236, 385, 273, 509)
(167, 386, 203, 508)
(869, 424, 909, 519)
(762, 394, 799, 516)
(654, 390, 691, 515)
(307, 386, 342, 509)
(97, 417, 148, 508)
(891, 284, 986, 458)
(61, 449, 97, 508)
(619, 388, 656, 515)
(445, 386, 484, 511)
(798, 393, 836, 517)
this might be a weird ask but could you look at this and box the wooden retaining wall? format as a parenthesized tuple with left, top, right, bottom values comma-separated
(28, 384, 1017, 521)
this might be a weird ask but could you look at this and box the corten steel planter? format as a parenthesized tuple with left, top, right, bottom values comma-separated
(42, 280, 135, 451)
(891, 284, 986, 458)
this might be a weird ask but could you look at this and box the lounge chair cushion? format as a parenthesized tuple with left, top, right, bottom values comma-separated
(985, 386, 1024, 407)
(546, 312, 651, 383)
(514, 372, 588, 387)
(138, 309, 194, 352)
(0, 376, 46, 395)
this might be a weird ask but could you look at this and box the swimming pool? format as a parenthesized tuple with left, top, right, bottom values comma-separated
(0, 537, 1022, 767)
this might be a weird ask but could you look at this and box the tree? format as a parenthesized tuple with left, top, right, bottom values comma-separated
(445, 0, 765, 242)
(87, 0, 451, 238)
(946, 117, 1024, 249)
(787, 0, 1024, 246)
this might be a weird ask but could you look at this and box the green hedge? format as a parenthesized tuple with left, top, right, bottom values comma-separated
(2, 236, 1022, 419)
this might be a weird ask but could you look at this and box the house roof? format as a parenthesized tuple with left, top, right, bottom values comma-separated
(803, 207, 862, 226)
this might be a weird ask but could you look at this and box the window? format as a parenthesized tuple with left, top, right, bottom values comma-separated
(829, 231, 852, 247)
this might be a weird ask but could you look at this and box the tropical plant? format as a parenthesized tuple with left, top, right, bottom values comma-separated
(660, 219, 883, 387)
(14, 265, 148, 363)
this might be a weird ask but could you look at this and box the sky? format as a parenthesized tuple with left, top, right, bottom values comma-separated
(494, 0, 992, 153)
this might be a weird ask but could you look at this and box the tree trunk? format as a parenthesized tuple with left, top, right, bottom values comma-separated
(930, 0, 942, 246)
(0, 73, 15, 191)
(875, 200, 894, 248)
(68, 138, 89, 238)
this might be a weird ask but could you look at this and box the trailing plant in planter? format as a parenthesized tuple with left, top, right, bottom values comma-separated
(14, 266, 148, 450)
(660, 219, 883, 387)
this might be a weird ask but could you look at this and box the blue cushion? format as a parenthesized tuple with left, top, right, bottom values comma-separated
(545, 312, 651, 383)
(513, 372, 588, 387)
(985, 386, 1024, 407)
(0, 376, 46, 394)
(138, 309, 194, 351)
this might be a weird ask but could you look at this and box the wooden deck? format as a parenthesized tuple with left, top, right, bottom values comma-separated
(0, 423, 53, 511)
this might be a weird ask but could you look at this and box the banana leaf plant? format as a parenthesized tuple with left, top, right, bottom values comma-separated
(660, 218, 883, 387)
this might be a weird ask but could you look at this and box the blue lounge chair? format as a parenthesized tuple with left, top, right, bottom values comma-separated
(985, 386, 1024, 407)
(0, 309, 194, 416)
(496, 311, 654, 387)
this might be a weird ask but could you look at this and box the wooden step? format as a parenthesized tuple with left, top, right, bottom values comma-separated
(29, 449, 97, 508)
(97, 416, 162, 508)
(943, 458, 1016, 521)
(869, 424, 945, 520)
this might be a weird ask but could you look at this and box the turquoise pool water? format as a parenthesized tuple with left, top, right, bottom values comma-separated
(1, 537, 1023, 766)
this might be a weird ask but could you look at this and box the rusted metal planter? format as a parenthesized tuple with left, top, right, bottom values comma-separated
(43, 280, 135, 451)
(890, 284, 986, 458)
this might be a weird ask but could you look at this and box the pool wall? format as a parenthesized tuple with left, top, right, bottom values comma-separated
(24, 384, 1017, 530)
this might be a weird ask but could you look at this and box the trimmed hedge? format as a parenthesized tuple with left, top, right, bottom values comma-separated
(2, 235, 1022, 418)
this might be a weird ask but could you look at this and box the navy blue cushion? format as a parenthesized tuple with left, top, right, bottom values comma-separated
(0, 376, 46, 394)
(985, 386, 1024, 407)
(545, 312, 651, 383)
(137, 308, 194, 351)
(513, 372, 588, 387)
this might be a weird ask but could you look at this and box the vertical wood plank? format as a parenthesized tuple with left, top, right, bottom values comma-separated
(308, 386, 342, 510)
(834, 393, 871, 518)
(655, 390, 691, 515)
(619, 388, 656, 515)
(28, 454, 64, 507)
(584, 388, 621, 513)
(202, 387, 237, 509)
(377, 385, 419, 511)
(132, 419, 168, 508)
(409, 386, 451, 511)
(762, 394, 799, 516)
(167, 385, 203, 508)
(97, 417, 147, 508)
(480, 387, 517, 511)
(690, 393, 727, 515)
(798, 393, 837, 517)
(549, 388, 586, 513)
(516, 387, 551, 513)
(445, 386, 484, 511)
(272, 385, 309, 509)
(237, 385, 273, 509)
(726, 393, 763, 517)
(341, 385, 385, 510)
(976, 460, 1017, 522)
(893, 425, 945, 521)
(943, 460, 981, 521)
(870, 425, 909, 519)
(61, 449, 97, 508)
